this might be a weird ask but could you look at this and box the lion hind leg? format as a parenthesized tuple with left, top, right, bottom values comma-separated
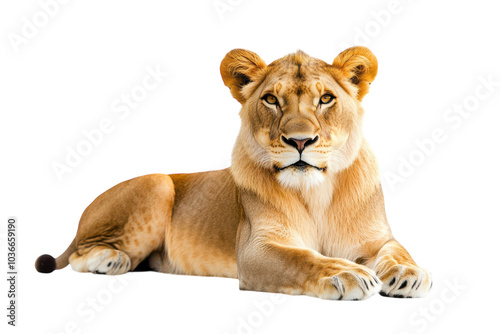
(68, 174, 175, 275)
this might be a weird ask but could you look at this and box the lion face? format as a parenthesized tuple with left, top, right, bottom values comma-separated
(221, 47, 378, 189)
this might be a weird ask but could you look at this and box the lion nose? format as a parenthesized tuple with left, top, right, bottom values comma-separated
(282, 136, 319, 153)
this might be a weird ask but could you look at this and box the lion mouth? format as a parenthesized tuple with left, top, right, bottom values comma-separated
(275, 160, 326, 172)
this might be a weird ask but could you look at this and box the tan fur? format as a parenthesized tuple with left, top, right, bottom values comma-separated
(38, 47, 431, 300)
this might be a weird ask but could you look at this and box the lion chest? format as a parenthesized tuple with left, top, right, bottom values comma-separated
(297, 191, 367, 262)
(306, 211, 365, 262)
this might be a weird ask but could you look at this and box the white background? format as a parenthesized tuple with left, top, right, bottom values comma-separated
(1, 0, 499, 333)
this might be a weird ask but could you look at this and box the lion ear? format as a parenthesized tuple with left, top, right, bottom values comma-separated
(220, 49, 267, 104)
(332, 46, 378, 101)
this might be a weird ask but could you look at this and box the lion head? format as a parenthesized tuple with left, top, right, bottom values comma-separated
(221, 47, 378, 190)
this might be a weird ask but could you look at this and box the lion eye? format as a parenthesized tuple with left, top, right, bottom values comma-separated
(319, 94, 335, 104)
(263, 94, 278, 105)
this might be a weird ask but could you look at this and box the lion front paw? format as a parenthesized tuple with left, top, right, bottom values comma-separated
(377, 264, 432, 298)
(322, 266, 382, 301)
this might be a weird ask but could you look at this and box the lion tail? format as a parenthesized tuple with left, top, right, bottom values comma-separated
(35, 238, 76, 273)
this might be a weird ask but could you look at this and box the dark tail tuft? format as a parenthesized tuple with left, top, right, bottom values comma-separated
(35, 238, 76, 274)
(35, 254, 57, 273)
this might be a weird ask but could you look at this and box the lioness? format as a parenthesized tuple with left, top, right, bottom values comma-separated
(36, 47, 432, 300)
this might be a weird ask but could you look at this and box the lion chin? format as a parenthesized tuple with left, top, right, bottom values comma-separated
(276, 165, 326, 190)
